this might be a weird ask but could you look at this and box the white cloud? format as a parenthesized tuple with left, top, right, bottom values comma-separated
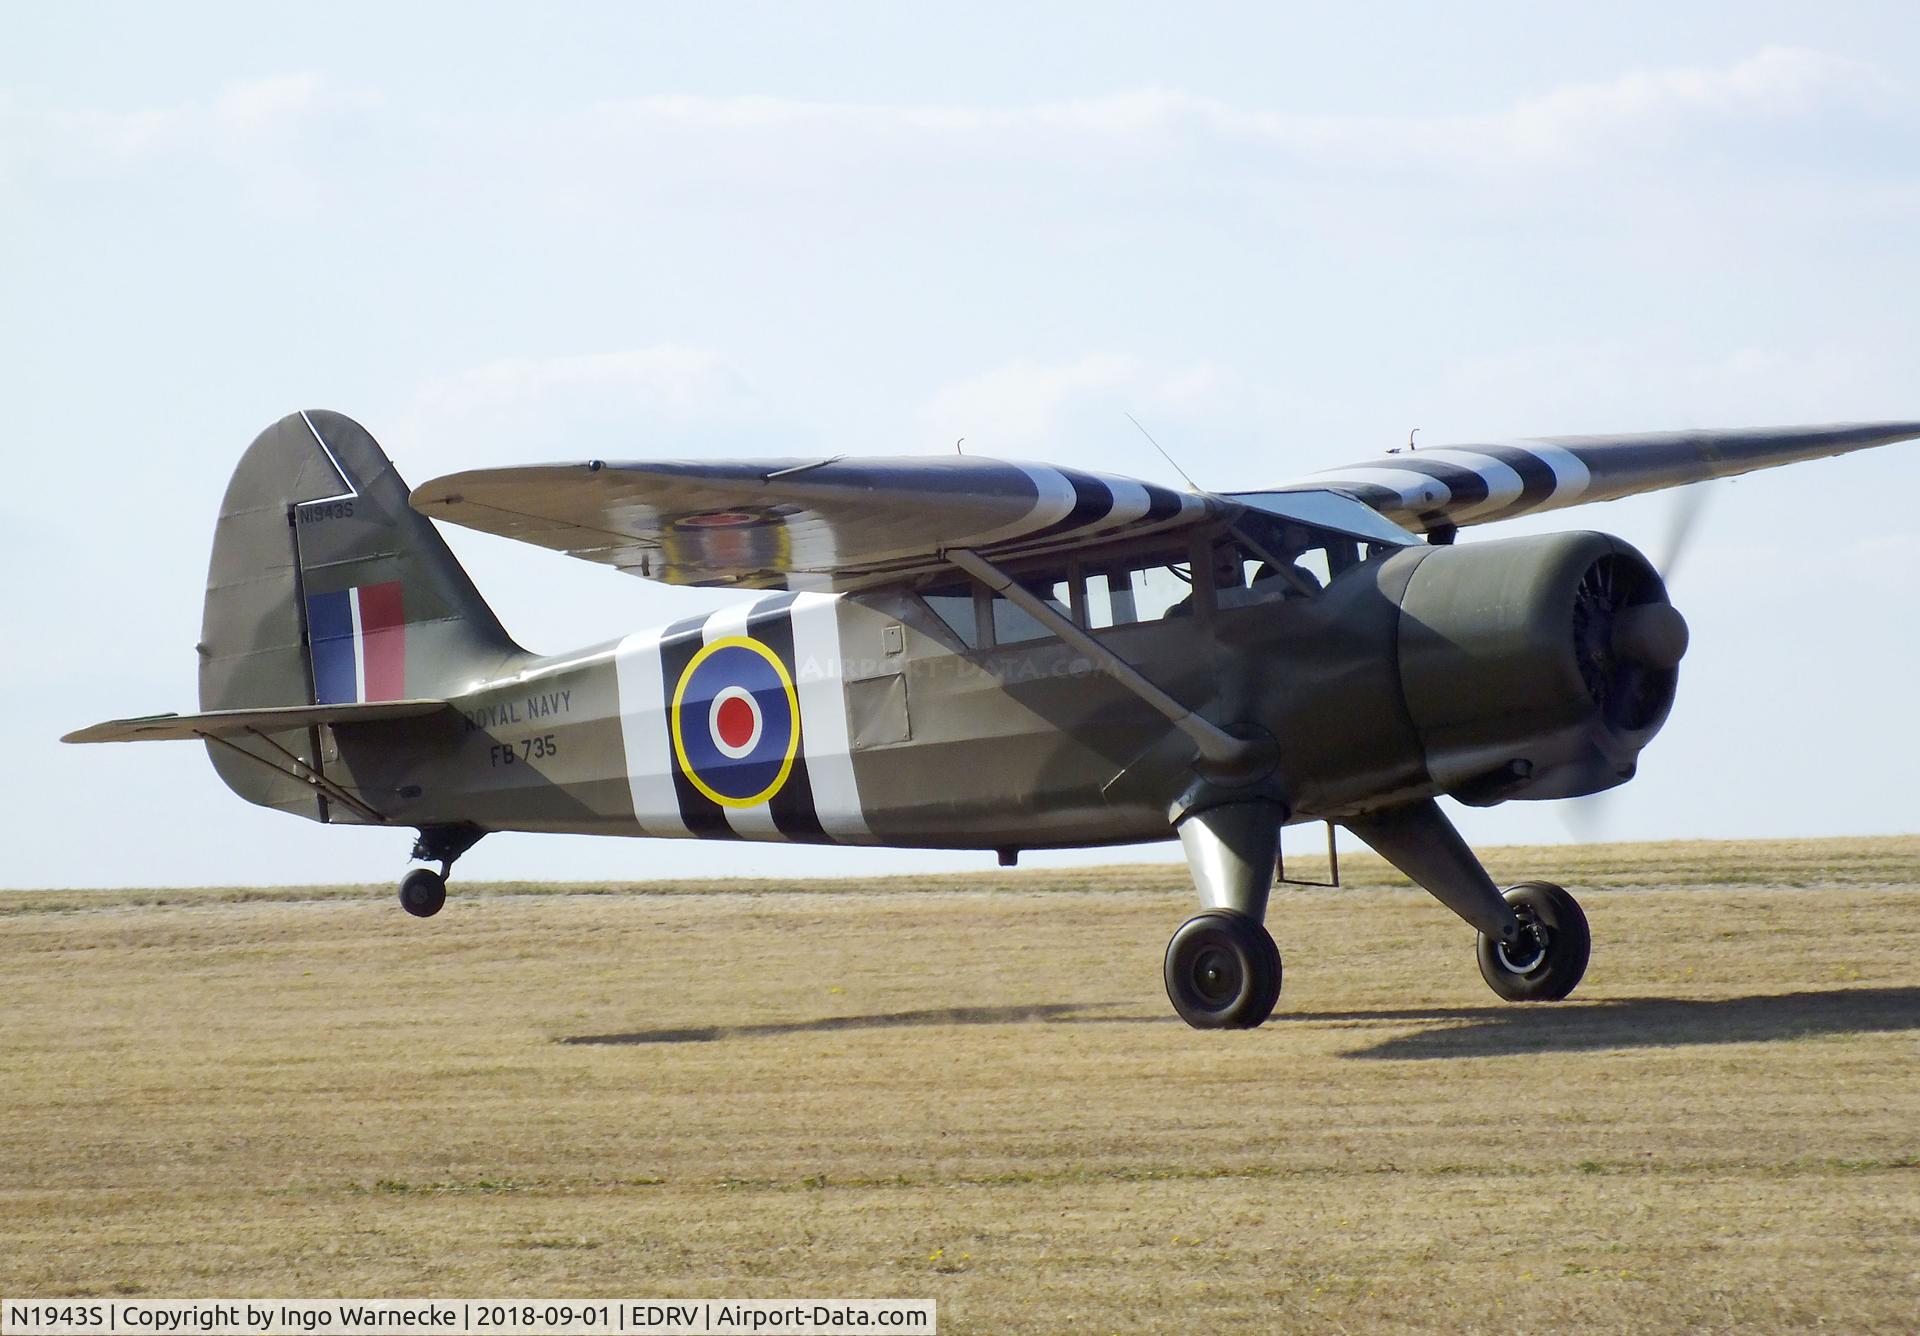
(9, 47, 1897, 206)
(920, 354, 1241, 463)
(2, 72, 382, 213)
(397, 347, 783, 471)
(582, 47, 1895, 174)
(211, 73, 345, 136)
(415, 347, 764, 423)
(923, 354, 1142, 447)
(32, 73, 377, 161)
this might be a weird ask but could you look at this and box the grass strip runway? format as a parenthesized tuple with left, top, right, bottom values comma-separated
(2, 837, 1916, 1331)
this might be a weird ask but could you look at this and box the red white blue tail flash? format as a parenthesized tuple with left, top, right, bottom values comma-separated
(306, 582, 406, 704)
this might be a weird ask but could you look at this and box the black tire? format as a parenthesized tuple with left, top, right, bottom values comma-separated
(1164, 911, 1282, 1029)
(399, 867, 447, 919)
(1476, 880, 1589, 1001)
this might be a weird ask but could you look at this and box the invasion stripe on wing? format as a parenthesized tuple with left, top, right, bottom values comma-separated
(964, 466, 1083, 549)
(1311, 442, 1595, 529)
(1399, 449, 1525, 519)
(949, 465, 1205, 554)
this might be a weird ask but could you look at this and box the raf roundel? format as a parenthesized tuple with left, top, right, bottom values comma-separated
(669, 637, 800, 808)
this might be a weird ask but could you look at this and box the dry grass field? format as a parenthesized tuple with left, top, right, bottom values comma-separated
(3, 837, 1918, 1333)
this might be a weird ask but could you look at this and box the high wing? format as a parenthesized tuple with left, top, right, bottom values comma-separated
(1254, 421, 1920, 535)
(411, 457, 1215, 590)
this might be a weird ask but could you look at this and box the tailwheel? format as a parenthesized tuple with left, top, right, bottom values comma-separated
(399, 867, 447, 919)
(1164, 911, 1282, 1030)
(1475, 881, 1590, 1001)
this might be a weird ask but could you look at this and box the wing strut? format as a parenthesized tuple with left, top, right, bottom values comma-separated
(945, 548, 1260, 772)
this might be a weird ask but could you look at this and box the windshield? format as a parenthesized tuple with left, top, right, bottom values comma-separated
(1226, 488, 1419, 547)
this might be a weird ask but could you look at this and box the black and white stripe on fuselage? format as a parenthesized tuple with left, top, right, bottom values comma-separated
(613, 593, 874, 844)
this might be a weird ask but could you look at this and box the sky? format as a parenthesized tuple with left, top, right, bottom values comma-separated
(5, 2, 1919, 888)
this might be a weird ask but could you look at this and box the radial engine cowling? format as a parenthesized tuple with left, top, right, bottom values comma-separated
(1394, 531, 1686, 804)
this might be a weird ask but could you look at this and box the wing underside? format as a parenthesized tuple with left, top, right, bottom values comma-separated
(1266, 421, 1920, 534)
(411, 456, 1216, 590)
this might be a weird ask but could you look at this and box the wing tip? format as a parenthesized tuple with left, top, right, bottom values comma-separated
(63, 713, 184, 744)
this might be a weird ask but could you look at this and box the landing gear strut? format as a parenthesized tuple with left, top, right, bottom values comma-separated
(1167, 799, 1285, 1029)
(399, 824, 485, 919)
(1345, 800, 1591, 1003)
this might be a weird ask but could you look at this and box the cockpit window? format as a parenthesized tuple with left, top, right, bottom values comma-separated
(1211, 502, 1400, 611)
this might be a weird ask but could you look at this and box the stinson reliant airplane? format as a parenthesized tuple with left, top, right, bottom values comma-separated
(67, 411, 1920, 1027)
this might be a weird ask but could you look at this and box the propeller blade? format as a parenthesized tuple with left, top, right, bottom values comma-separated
(1559, 792, 1613, 843)
(1657, 482, 1714, 582)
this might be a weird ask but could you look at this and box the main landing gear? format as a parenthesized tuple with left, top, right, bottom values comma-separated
(1166, 800, 1285, 1029)
(1166, 797, 1592, 1028)
(1346, 799, 1591, 1004)
(399, 824, 485, 919)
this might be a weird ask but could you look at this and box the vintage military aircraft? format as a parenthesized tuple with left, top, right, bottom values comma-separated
(66, 411, 1920, 1028)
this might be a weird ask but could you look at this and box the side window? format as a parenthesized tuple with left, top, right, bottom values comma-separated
(920, 582, 982, 647)
(1087, 558, 1195, 628)
(921, 547, 1201, 647)
(990, 576, 1072, 645)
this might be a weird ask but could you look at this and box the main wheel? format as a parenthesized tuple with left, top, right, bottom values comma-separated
(399, 867, 447, 918)
(1164, 911, 1282, 1029)
(1476, 881, 1589, 1001)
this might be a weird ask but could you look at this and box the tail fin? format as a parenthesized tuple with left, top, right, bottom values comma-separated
(198, 410, 523, 811)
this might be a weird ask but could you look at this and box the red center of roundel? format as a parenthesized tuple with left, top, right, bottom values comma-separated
(715, 694, 757, 750)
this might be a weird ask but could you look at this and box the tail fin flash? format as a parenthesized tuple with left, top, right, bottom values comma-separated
(196, 410, 523, 811)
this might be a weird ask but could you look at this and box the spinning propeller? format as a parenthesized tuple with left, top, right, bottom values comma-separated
(1560, 483, 1714, 839)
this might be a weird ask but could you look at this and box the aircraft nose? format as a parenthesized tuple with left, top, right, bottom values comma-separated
(1611, 602, 1690, 671)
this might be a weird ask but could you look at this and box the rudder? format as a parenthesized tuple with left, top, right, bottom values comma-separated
(199, 410, 523, 813)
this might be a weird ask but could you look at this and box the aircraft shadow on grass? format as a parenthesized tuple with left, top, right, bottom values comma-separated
(558, 987, 1920, 1054)
(561, 1001, 1141, 1046)
(1316, 986, 1920, 1061)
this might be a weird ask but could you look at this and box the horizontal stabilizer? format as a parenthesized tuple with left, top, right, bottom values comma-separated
(63, 699, 454, 744)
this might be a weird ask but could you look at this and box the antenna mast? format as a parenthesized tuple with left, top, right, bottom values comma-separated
(1124, 413, 1203, 493)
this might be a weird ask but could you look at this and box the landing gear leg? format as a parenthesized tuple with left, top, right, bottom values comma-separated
(1344, 800, 1590, 1002)
(399, 823, 485, 919)
(1165, 800, 1285, 1029)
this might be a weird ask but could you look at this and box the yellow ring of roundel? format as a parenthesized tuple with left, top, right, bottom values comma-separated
(669, 635, 801, 809)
